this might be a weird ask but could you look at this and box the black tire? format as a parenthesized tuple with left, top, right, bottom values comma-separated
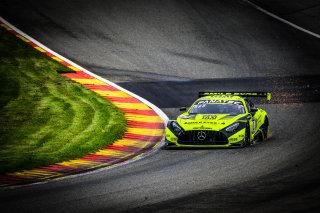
(162, 140, 175, 150)
(241, 123, 251, 147)
(261, 118, 269, 140)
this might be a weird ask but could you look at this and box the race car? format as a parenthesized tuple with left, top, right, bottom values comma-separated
(165, 92, 271, 148)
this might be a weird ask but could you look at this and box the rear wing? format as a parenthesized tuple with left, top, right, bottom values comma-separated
(199, 92, 272, 101)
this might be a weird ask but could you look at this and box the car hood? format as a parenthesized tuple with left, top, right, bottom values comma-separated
(177, 113, 245, 131)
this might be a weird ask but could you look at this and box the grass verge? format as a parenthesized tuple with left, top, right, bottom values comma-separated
(0, 27, 126, 174)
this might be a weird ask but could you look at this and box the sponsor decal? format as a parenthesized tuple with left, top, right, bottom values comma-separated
(203, 121, 217, 124)
(193, 127, 212, 130)
(229, 138, 238, 142)
(184, 121, 199, 124)
(202, 115, 217, 119)
(184, 121, 217, 125)
(196, 100, 241, 105)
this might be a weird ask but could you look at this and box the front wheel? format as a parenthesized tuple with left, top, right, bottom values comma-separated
(162, 140, 175, 150)
(241, 124, 251, 147)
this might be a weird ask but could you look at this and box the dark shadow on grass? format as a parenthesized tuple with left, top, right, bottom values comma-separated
(0, 74, 20, 108)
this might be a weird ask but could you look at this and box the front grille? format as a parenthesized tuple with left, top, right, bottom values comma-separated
(178, 130, 228, 145)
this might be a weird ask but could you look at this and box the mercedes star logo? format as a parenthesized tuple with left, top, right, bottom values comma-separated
(197, 131, 206, 141)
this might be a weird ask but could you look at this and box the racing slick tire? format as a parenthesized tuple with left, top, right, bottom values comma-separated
(163, 140, 175, 150)
(261, 118, 269, 140)
(241, 123, 251, 147)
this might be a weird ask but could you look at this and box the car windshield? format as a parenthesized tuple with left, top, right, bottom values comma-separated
(189, 100, 245, 115)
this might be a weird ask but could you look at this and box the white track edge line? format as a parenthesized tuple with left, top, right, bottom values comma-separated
(2, 142, 162, 190)
(245, 0, 320, 39)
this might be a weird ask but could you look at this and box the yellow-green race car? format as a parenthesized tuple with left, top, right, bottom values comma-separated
(165, 92, 271, 148)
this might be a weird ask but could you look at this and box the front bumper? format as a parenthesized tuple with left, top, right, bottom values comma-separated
(165, 127, 246, 148)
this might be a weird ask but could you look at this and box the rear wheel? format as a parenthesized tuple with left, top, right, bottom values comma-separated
(261, 118, 269, 140)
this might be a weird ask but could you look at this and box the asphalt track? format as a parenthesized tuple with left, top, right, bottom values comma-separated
(1, 0, 320, 212)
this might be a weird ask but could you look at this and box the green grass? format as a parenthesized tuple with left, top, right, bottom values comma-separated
(0, 27, 126, 174)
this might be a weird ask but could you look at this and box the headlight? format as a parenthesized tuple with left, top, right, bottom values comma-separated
(225, 123, 240, 133)
(171, 121, 183, 136)
(180, 114, 196, 119)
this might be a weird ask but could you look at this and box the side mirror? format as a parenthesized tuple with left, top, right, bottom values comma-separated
(179, 107, 187, 112)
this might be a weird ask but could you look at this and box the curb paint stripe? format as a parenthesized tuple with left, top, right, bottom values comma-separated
(121, 109, 159, 116)
(126, 128, 164, 136)
(127, 121, 164, 129)
(109, 97, 142, 102)
(83, 85, 120, 91)
(62, 72, 95, 79)
(125, 114, 164, 123)
(0, 17, 168, 188)
(103, 97, 142, 103)
(113, 103, 152, 110)
(93, 90, 132, 97)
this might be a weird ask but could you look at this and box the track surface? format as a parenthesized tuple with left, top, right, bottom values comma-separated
(1, 0, 320, 212)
